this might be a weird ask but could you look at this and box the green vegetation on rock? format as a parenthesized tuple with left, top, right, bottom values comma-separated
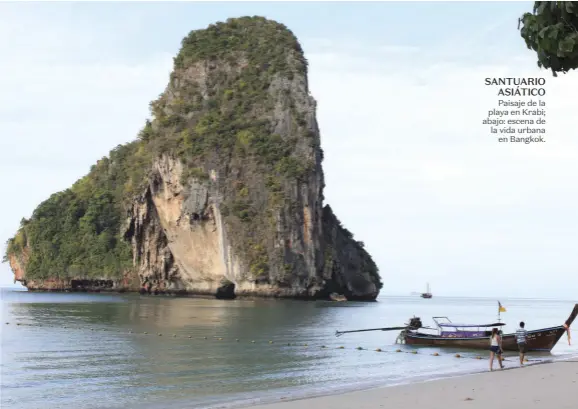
(173, 16, 307, 75)
(3, 144, 142, 278)
(519, 1, 578, 75)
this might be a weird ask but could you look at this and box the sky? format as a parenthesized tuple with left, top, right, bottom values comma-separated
(1, 1, 577, 299)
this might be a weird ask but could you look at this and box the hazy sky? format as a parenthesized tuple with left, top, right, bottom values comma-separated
(1, 2, 577, 299)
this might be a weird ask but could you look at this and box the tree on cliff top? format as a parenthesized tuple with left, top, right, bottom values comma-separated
(518, 1, 578, 76)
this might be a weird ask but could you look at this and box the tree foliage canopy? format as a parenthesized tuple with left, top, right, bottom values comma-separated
(519, 1, 578, 76)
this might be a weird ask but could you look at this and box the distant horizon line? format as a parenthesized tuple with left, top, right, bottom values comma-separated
(0, 286, 575, 303)
(378, 293, 577, 302)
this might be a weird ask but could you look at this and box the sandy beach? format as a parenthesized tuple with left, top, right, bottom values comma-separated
(249, 360, 578, 409)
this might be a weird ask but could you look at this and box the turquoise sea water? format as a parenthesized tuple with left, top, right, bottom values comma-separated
(1, 289, 576, 409)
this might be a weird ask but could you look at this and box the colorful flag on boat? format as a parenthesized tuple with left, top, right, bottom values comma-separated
(498, 301, 506, 313)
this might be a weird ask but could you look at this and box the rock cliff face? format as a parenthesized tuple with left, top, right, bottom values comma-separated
(3, 17, 382, 300)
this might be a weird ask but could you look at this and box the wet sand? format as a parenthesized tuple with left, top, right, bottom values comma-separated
(249, 359, 578, 409)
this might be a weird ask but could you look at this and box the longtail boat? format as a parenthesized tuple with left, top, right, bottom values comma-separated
(336, 303, 578, 352)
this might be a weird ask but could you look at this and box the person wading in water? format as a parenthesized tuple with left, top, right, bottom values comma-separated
(489, 327, 504, 371)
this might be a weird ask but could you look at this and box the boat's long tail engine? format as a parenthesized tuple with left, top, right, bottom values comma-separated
(407, 317, 423, 330)
(396, 317, 423, 344)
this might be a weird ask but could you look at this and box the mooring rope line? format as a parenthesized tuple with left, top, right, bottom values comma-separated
(4, 321, 542, 362)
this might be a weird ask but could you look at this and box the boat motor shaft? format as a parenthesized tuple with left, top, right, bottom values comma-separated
(335, 326, 408, 337)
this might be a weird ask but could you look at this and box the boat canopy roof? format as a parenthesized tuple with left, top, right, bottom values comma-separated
(438, 322, 505, 328)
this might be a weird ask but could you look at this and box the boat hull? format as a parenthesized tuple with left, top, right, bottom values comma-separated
(404, 326, 567, 352)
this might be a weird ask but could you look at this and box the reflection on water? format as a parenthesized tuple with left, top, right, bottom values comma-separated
(1, 290, 576, 409)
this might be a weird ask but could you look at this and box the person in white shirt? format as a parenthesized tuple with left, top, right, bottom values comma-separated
(489, 327, 504, 371)
(516, 321, 528, 366)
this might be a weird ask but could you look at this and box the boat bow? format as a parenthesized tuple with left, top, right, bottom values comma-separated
(562, 303, 578, 345)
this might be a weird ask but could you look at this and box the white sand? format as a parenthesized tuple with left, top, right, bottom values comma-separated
(249, 360, 578, 409)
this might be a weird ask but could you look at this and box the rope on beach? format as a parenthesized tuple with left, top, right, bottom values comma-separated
(5, 321, 540, 363)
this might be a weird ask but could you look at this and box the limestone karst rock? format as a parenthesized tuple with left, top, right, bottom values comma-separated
(4, 17, 382, 300)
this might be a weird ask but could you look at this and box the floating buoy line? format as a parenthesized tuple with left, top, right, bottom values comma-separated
(4, 321, 537, 363)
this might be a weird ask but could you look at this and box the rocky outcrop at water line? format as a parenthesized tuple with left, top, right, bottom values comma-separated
(3, 16, 382, 300)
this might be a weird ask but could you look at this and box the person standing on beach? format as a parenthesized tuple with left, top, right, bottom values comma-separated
(489, 327, 504, 371)
(516, 321, 528, 366)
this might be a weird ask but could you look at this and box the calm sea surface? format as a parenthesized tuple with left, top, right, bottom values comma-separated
(1, 289, 577, 409)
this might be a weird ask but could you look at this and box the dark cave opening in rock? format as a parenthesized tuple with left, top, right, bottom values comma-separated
(70, 279, 114, 291)
(215, 281, 236, 299)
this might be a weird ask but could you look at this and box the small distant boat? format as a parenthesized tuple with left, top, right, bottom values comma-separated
(329, 293, 347, 302)
(421, 282, 432, 299)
